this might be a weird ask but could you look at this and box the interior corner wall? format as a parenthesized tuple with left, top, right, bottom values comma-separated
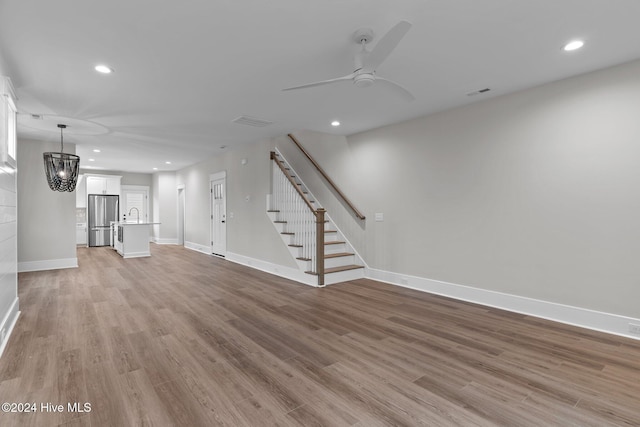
(0, 64, 19, 357)
(151, 172, 177, 243)
(17, 139, 77, 270)
(175, 139, 296, 268)
(0, 130, 18, 356)
(296, 59, 640, 319)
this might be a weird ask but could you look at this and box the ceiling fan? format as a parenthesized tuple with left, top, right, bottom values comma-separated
(283, 20, 415, 101)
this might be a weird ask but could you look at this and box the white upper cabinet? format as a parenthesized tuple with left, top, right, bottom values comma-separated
(86, 175, 121, 196)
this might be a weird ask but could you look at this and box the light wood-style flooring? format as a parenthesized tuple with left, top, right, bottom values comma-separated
(1, 244, 640, 426)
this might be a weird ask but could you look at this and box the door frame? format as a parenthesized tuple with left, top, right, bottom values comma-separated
(177, 184, 185, 246)
(210, 171, 227, 257)
(121, 185, 150, 223)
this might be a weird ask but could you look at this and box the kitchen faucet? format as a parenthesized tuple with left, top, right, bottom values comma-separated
(128, 207, 140, 223)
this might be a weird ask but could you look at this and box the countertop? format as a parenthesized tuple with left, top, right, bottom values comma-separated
(114, 221, 161, 226)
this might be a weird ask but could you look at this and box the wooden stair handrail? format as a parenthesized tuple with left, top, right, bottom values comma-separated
(271, 151, 326, 286)
(270, 151, 317, 213)
(287, 134, 366, 220)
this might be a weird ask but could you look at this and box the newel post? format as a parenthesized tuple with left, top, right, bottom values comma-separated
(316, 208, 326, 287)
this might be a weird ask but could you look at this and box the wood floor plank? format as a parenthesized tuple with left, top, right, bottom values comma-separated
(1, 244, 639, 426)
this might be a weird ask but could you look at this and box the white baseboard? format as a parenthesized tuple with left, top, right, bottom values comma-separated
(226, 252, 318, 287)
(0, 297, 20, 358)
(152, 237, 179, 245)
(18, 258, 78, 273)
(366, 267, 640, 341)
(122, 251, 151, 259)
(184, 241, 212, 255)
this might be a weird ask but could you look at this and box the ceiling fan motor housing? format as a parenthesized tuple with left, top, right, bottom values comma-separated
(354, 73, 375, 87)
(353, 28, 374, 45)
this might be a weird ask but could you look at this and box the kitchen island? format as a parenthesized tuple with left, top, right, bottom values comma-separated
(113, 222, 160, 258)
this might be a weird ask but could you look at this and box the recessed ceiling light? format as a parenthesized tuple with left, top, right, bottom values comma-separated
(93, 149, 101, 153)
(165, 161, 171, 164)
(331, 120, 340, 127)
(563, 40, 584, 51)
(88, 158, 95, 162)
(95, 64, 114, 74)
(153, 167, 158, 171)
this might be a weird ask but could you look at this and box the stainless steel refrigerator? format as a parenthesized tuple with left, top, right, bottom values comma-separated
(88, 194, 119, 247)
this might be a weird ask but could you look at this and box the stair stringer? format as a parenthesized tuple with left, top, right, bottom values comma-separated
(267, 149, 365, 286)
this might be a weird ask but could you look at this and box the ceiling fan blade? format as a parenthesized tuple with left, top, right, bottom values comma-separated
(282, 73, 356, 91)
(376, 76, 415, 102)
(362, 20, 412, 72)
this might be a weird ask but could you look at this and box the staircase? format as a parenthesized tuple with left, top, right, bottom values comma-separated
(268, 150, 364, 286)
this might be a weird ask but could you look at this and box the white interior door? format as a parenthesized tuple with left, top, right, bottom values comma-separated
(210, 174, 226, 257)
(122, 186, 149, 223)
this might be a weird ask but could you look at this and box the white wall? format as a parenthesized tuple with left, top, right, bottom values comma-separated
(0, 63, 19, 356)
(17, 139, 77, 271)
(151, 172, 177, 243)
(176, 139, 295, 267)
(285, 59, 640, 321)
(0, 144, 18, 356)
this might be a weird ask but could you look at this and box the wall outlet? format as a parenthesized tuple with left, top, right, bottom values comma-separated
(628, 323, 640, 335)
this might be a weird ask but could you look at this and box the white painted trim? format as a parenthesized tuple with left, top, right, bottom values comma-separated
(226, 252, 318, 287)
(121, 185, 150, 223)
(121, 251, 150, 259)
(0, 297, 19, 358)
(176, 184, 186, 246)
(209, 171, 227, 257)
(209, 171, 226, 181)
(152, 237, 179, 245)
(184, 241, 212, 255)
(18, 258, 78, 273)
(365, 267, 640, 341)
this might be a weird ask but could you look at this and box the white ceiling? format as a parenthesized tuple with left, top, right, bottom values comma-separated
(2, 0, 640, 173)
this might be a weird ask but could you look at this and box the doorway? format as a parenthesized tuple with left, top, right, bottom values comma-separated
(177, 185, 185, 246)
(121, 185, 149, 223)
(210, 172, 226, 257)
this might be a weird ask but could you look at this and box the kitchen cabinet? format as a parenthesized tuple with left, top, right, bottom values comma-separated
(115, 222, 160, 258)
(86, 175, 121, 196)
(76, 223, 87, 245)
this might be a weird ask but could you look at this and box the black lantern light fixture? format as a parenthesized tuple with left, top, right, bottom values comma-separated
(43, 124, 80, 192)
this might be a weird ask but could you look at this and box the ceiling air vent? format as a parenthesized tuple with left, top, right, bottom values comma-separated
(232, 115, 274, 127)
(466, 88, 491, 97)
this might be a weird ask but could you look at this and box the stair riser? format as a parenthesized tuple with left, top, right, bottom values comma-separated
(324, 267, 365, 285)
(324, 243, 347, 254)
(325, 255, 355, 269)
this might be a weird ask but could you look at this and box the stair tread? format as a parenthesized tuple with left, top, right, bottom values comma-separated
(305, 264, 364, 275)
(267, 210, 280, 212)
(281, 232, 294, 235)
(324, 241, 345, 245)
(325, 230, 337, 233)
(325, 252, 354, 259)
(288, 244, 303, 248)
(296, 257, 311, 261)
(326, 265, 364, 274)
(274, 221, 287, 223)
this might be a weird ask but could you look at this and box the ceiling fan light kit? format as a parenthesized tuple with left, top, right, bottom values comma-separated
(283, 20, 415, 101)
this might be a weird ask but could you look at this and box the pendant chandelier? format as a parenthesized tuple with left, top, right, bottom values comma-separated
(43, 124, 80, 192)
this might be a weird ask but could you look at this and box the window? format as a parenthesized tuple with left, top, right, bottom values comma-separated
(1, 76, 17, 168)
